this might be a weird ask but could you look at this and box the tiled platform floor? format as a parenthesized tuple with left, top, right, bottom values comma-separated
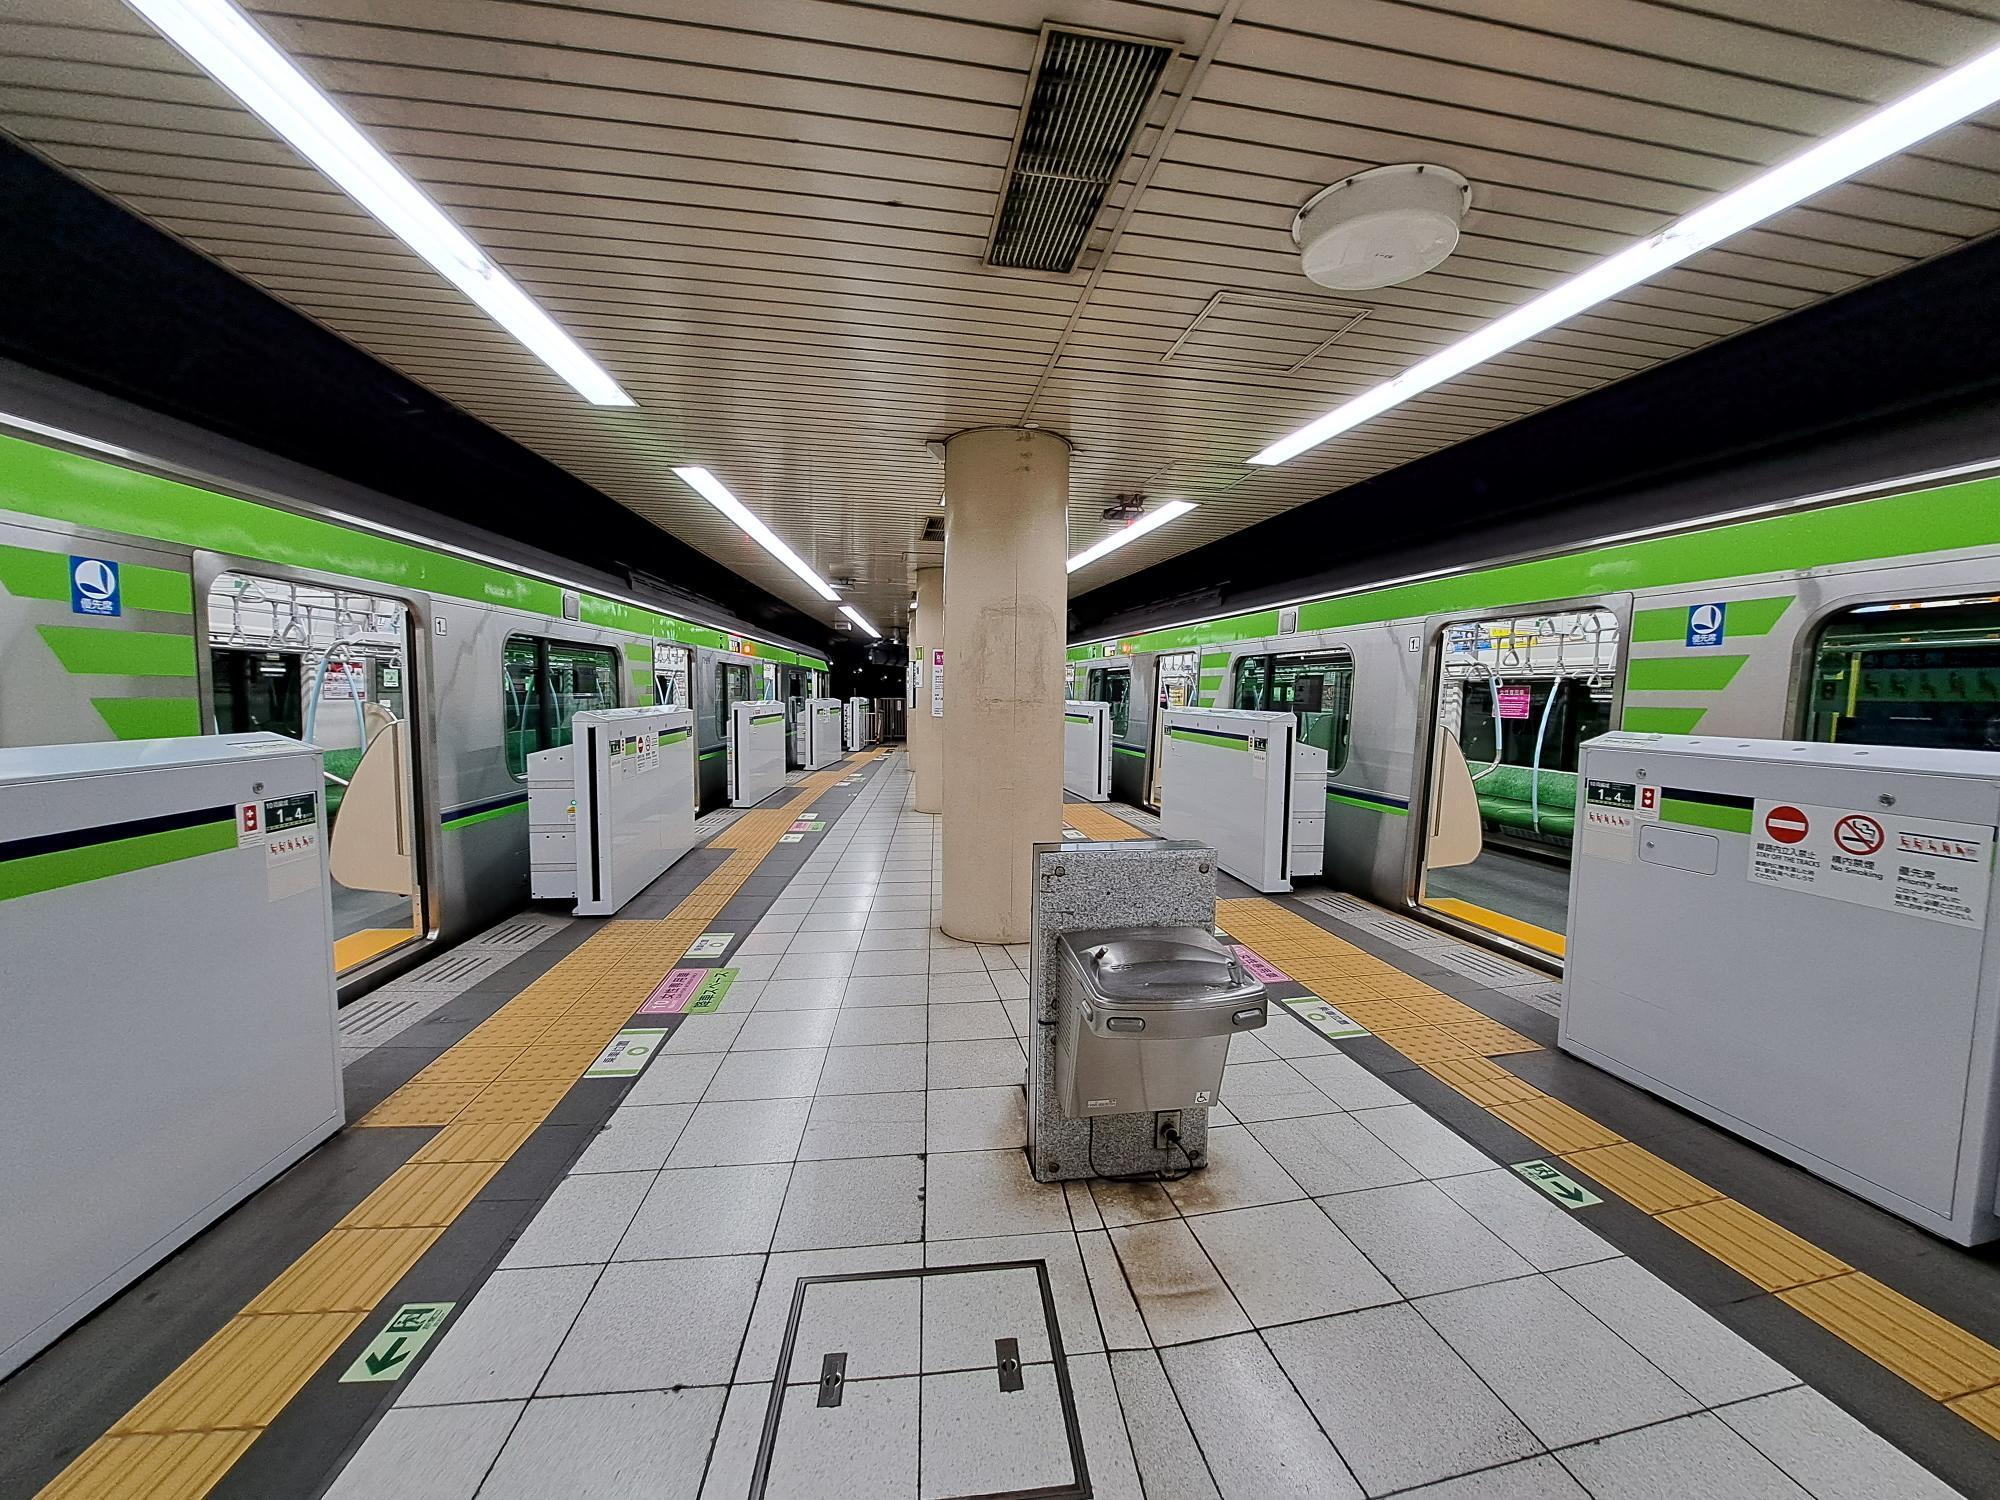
(322, 757, 1961, 1499)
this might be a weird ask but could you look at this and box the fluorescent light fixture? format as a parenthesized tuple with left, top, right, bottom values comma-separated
(1250, 38, 2000, 467)
(127, 0, 632, 407)
(1067, 500, 1196, 574)
(840, 604, 881, 638)
(672, 465, 840, 601)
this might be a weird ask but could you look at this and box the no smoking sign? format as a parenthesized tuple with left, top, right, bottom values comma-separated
(1834, 813, 1886, 856)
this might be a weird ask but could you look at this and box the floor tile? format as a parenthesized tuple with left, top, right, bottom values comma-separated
(920, 1366, 1074, 1498)
(621, 1053, 721, 1106)
(571, 1104, 695, 1173)
(1078, 1228, 1150, 1351)
(1265, 1304, 1541, 1494)
(1350, 1103, 1496, 1178)
(830, 1005, 927, 1047)
(1089, 1178, 1180, 1227)
(1187, 1199, 1397, 1326)
(849, 948, 932, 976)
(739, 1243, 926, 1378)
(1223, 1086, 1350, 1123)
(1066, 1352, 1145, 1500)
(926, 1232, 1102, 1358)
(766, 1375, 918, 1499)
(928, 1037, 1026, 1090)
(400, 1265, 598, 1405)
(729, 954, 781, 981)
(661, 1013, 746, 1053)
(478, 1388, 723, 1499)
(928, 971, 1001, 1002)
(799, 1088, 926, 1160)
(321, 1401, 522, 1500)
(925, 1085, 1027, 1153)
(1417, 1275, 1701, 1447)
(1163, 1124, 1308, 1215)
(1555, 1412, 1809, 1498)
(787, 928, 864, 954)
(841, 970, 929, 1005)
(499, 1172, 651, 1269)
(1161, 1332, 1364, 1498)
(926, 1000, 1013, 1041)
(1714, 1386, 1963, 1500)
(859, 928, 929, 952)
(1243, 1114, 1424, 1197)
(1109, 1349, 1221, 1500)
(704, 1045, 827, 1100)
(614, 1162, 790, 1259)
(1434, 1169, 1621, 1272)
(732, 1008, 838, 1050)
(928, 946, 988, 974)
(772, 1154, 925, 1250)
(539, 1255, 763, 1393)
(815, 1041, 928, 1095)
(991, 969, 1029, 1000)
(921, 1262, 1053, 1370)
(1551, 1257, 1798, 1407)
(750, 977, 846, 1011)
(774, 950, 856, 980)
(1110, 1218, 1251, 1346)
(1318, 1180, 1534, 1298)
(925, 1149, 1071, 1239)
(784, 1273, 922, 1384)
(1396, 1457, 1590, 1498)
(864, 908, 934, 929)
(666, 1097, 811, 1167)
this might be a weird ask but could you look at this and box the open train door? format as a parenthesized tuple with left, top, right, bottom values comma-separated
(1426, 728, 1483, 869)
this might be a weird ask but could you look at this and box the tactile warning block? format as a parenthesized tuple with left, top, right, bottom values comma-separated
(354, 1083, 483, 1128)
(1656, 1198, 1851, 1292)
(410, 1120, 538, 1164)
(1779, 1273, 2000, 1401)
(1488, 1095, 1623, 1155)
(245, 1227, 443, 1314)
(1063, 802, 1149, 841)
(111, 1312, 367, 1434)
(1947, 1384, 2000, 1441)
(338, 1161, 501, 1230)
(35, 1430, 259, 1500)
(1423, 1056, 1545, 1109)
(1559, 1142, 1721, 1214)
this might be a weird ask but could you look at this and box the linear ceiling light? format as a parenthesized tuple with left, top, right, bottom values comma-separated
(1249, 39, 2000, 468)
(1067, 500, 1196, 574)
(840, 605, 881, 638)
(127, 0, 632, 407)
(672, 465, 840, 602)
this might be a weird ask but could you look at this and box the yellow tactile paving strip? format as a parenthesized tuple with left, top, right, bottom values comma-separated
(1061, 801, 1150, 841)
(1209, 892, 2000, 1446)
(36, 753, 883, 1500)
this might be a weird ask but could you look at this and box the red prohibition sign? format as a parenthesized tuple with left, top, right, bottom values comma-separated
(1834, 814, 1886, 856)
(1764, 805, 1810, 844)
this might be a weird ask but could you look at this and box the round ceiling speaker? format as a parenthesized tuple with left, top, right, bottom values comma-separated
(1292, 163, 1471, 291)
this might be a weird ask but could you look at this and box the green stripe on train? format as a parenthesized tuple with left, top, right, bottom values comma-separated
(1660, 797, 1753, 834)
(0, 544, 194, 613)
(1166, 729, 1245, 752)
(1113, 743, 1148, 757)
(36, 625, 196, 677)
(1630, 596, 1792, 642)
(1621, 706, 1706, 733)
(1625, 655, 1748, 693)
(0, 817, 235, 902)
(441, 802, 528, 832)
(93, 697, 202, 738)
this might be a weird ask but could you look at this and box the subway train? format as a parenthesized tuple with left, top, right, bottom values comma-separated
(0, 410, 828, 993)
(1072, 459, 2000, 968)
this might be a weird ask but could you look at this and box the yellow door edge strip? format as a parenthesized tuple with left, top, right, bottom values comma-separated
(1424, 895, 1567, 957)
(35, 751, 885, 1499)
(1222, 891, 2000, 1447)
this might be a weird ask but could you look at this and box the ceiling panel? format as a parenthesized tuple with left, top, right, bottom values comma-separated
(3, 0, 1998, 634)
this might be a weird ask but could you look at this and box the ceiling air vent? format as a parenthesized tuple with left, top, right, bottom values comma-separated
(918, 516, 946, 544)
(984, 26, 1175, 274)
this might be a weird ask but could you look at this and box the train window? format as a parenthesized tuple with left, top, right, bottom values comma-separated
(1230, 651, 1354, 772)
(715, 660, 755, 736)
(1086, 667, 1131, 737)
(504, 636, 618, 777)
(1807, 595, 2000, 750)
(653, 643, 691, 708)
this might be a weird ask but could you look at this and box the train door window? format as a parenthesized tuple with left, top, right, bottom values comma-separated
(653, 643, 692, 708)
(1806, 595, 2000, 749)
(1231, 656, 1270, 710)
(1268, 651, 1355, 773)
(1416, 608, 1620, 960)
(504, 636, 618, 777)
(1086, 667, 1131, 738)
(208, 574, 424, 977)
(716, 660, 755, 736)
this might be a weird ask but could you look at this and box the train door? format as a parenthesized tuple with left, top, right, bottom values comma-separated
(1085, 661, 1138, 803)
(207, 572, 428, 978)
(1414, 607, 1621, 960)
(653, 643, 691, 709)
(1147, 651, 1199, 807)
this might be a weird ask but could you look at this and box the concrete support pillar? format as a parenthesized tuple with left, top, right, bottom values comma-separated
(910, 565, 945, 814)
(940, 427, 1067, 944)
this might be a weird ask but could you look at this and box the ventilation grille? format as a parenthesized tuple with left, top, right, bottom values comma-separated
(918, 516, 945, 543)
(985, 26, 1175, 274)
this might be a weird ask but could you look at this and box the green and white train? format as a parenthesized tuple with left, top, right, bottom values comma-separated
(0, 400, 827, 992)
(1071, 462, 2000, 966)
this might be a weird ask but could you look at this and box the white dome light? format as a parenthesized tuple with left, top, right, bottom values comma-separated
(1292, 163, 1471, 291)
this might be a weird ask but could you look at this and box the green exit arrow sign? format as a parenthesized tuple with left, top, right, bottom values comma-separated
(341, 1302, 454, 1383)
(1511, 1159, 1602, 1209)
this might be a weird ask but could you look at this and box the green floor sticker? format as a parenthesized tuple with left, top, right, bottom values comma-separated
(1512, 1159, 1602, 1209)
(685, 968, 737, 1013)
(1285, 997, 1369, 1039)
(586, 1028, 666, 1077)
(340, 1302, 454, 1383)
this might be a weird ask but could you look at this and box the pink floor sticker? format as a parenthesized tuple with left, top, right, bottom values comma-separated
(1233, 945, 1288, 984)
(638, 968, 705, 1014)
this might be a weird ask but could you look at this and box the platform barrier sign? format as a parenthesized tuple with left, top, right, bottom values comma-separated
(1284, 997, 1368, 1039)
(686, 932, 732, 959)
(586, 1028, 666, 1078)
(341, 1302, 454, 1383)
(1232, 945, 1288, 984)
(780, 833, 804, 843)
(1511, 1159, 1601, 1209)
